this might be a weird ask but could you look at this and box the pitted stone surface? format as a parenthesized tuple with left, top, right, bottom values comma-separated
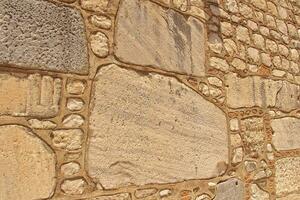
(0, 0, 88, 73)
(214, 178, 245, 200)
(0, 125, 56, 200)
(275, 157, 300, 198)
(114, 0, 206, 76)
(271, 117, 300, 151)
(88, 64, 228, 189)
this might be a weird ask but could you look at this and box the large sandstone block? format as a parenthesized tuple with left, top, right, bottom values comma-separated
(0, 125, 56, 200)
(275, 157, 300, 198)
(271, 117, 300, 151)
(114, 0, 206, 76)
(225, 74, 300, 111)
(0, 0, 88, 74)
(87, 64, 228, 189)
(214, 178, 245, 200)
(0, 73, 61, 117)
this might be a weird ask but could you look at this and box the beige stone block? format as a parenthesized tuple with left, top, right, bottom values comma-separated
(90, 32, 109, 58)
(250, 184, 269, 200)
(114, 0, 206, 76)
(80, 0, 108, 11)
(271, 117, 300, 151)
(275, 157, 300, 198)
(88, 64, 228, 189)
(0, 73, 61, 117)
(89, 193, 131, 200)
(0, 125, 56, 200)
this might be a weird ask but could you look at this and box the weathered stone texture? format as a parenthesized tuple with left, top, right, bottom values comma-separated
(226, 74, 300, 111)
(275, 157, 300, 198)
(0, 73, 61, 117)
(0, 125, 56, 200)
(0, 0, 88, 73)
(88, 64, 228, 189)
(89, 193, 131, 200)
(271, 117, 300, 151)
(114, 0, 206, 76)
(214, 178, 245, 200)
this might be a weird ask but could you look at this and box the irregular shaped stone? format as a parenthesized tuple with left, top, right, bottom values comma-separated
(88, 64, 228, 189)
(271, 117, 300, 151)
(135, 188, 157, 199)
(0, 73, 61, 117)
(51, 129, 83, 151)
(0, 0, 88, 74)
(67, 79, 86, 95)
(62, 114, 85, 128)
(90, 32, 109, 58)
(81, 0, 108, 12)
(275, 157, 300, 198)
(61, 178, 86, 195)
(225, 74, 300, 111)
(67, 98, 85, 111)
(214, 178, 244, 200)
(250, 184, 269, 200)
(90, 193, 131, 200)
(277, 194, 300, 200)
(114, 0, 206, 76)
(61, 162, 80, 176)
(28, 119, 57, 129)
(0, 125, 56, 200)
(90, 15, 112, 29)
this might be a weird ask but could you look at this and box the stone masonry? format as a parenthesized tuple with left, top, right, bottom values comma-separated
(0, 0, 299, 200)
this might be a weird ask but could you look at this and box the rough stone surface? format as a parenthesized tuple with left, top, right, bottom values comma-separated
(0, 0, 88, 74)
(114, 0, 206, 76)
(61, 162, 80, 176)
(51, 129, 83, 151)
(90, 193, 131, 200)
(214, 178, 245, 200)
(0, 125, 56, 200)
(250, 184, 269, 200)
(271, 117, 300, 151)
(28, 119, 57, 129)
(0, 73, 61, 117)
(225, 74, 300, 111)
(88, 64, 228, 189)
(275, 157, 300, 198)
(90, 32, 109, 58)
(61, 178, 86, 195)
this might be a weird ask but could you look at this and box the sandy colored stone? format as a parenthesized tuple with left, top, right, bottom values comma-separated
(28, 119, 57, 129)
(271, 117, 300, 151)
(250, 184, 269, 200)
(90, 32, 109, 58)
(67, 79, 86, 95)
(275, 157, 300, 198)
(67, 98, 85, 111)
(51, 129, 83, 151)
(62, 114, 85, 128)
(277, 194, 300, 200)
(0, 73, 61, 117)
(0, 125, 56, 200)
(90, 193, 131, 200)
(90, 15, 112, 29)
(114, 0, 206, 76)
(135, 188, 157, 199)
(88, 64, 228, 189)
(61, 162, 81, 176)
(61, 178, 86, 195)
(225, 74, 299, 111)
(0, 0, 88, 74)
(214, 178, 244, 200)
(81, 0, 108, 12)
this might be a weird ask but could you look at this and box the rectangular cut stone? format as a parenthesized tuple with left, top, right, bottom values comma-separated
(214, 178, 245, 200)
(88, 64, 228, 189)
(0, 72, 61, 117)
(89, 193, 131, 200)
(271, 117, 300, 151)
(225, 74, 300, 111)
(275, 157, 300, 198)
(114, 0, 206, 76)
(0, 0, 88, 74)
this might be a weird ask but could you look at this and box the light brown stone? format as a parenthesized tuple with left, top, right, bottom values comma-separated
(81, 0, 108, 11)
(275, 157, 300, 198)
(90, 15, 112, 29)
(90, 193, 131, 200)
(51, 129, 83, 151)
(225, 74, 299, 111)
(61, 162, 81, 176)
(0, 73, 61, 117)
(0, 125, 56, 200)
(250, 184, 269, 200)
(214, 178, 244, 200)
(67, 98, 85, 111)
(90, 32, 109, 58)
(114, 0, 206, 76)
(28, 119, 57, 129)
(61, 178, 86, 195)
(271, 117, 300, 151)
(88, 64, 228, 189)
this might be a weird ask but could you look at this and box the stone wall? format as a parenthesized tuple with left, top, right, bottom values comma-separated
(0, 0, 299, 199)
